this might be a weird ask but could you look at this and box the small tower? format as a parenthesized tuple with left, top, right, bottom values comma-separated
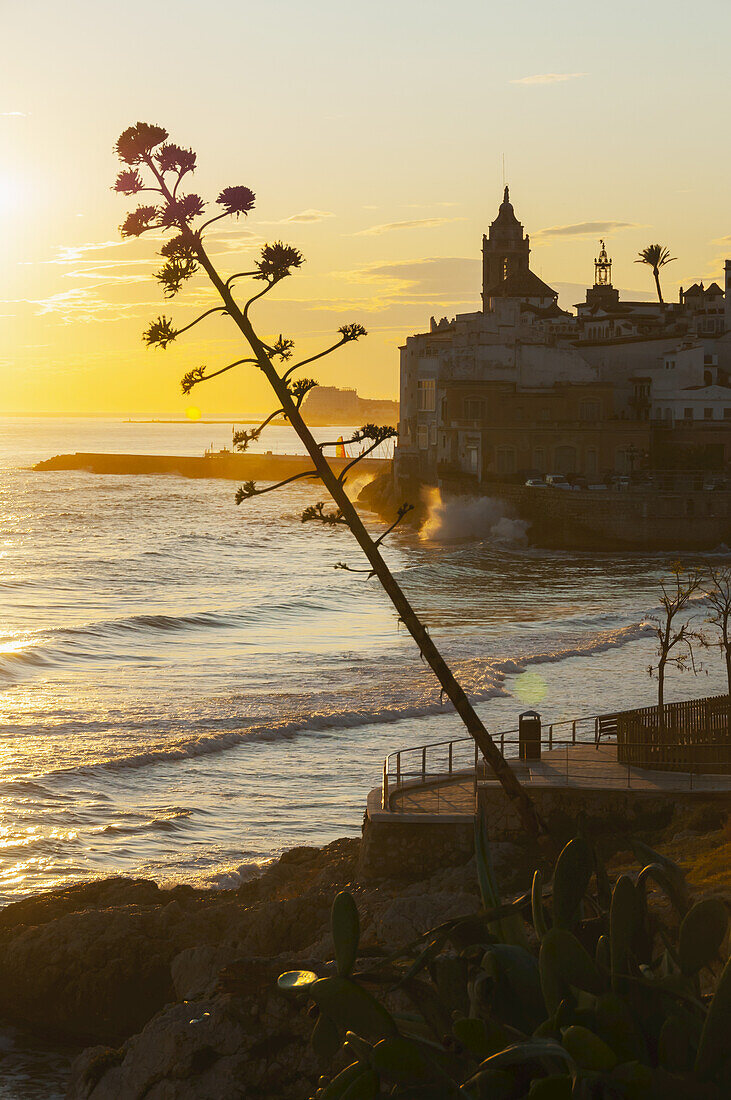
(594, 240, 612, 286)
(584, 239, 620, 308)
(725, 260, 731, 333)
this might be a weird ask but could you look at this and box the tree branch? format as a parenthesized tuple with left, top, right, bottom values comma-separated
(375, 503, 415, 547)
(182, 357, 257, 395)
(232, 407, 284, 450)
(282, 338, 348, 381)
(175, 306, 229, 339)
(338, 437, 388, 482)
(225, 270, 258, 289)
(235, 469, 320, 503)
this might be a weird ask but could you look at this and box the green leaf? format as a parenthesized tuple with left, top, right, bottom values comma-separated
(594, 992, 648, 1065)
(482, 944, 546, 1034)
(678, 898, 729, 977)
(312, 1013, 342, 1061)
(561, 1024, 617, 1071)
(610, 875, 637, 993)
(696, 954, 731, 1081)
(474, 810, 500, 911)
(332, 891, 361, 977)
(453, 1016, 512, 1059)
(315, 1062, 365, 1099)
(540, 927, 604, 996)
(552, 838, 592, 930)
(371, 1036, 458, 1089)
(631, 841, 689, 914)
(340, 1068, 379, 1099)
(528, 1074, 573, 1099)
(532, 869, 549, 942)
(308, 976, 397, 1042)
(472, 1039, 577, 1078)
(278, 969, 318, 992)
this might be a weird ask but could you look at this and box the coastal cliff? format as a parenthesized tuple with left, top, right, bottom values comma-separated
(0, 803, 726, 1098)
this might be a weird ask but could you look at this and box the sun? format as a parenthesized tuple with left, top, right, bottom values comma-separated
(185, 406, 202, 421)
(0, 172, 24, 217)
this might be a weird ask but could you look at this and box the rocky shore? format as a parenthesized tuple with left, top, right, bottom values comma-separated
(0, 803, 727, 1099)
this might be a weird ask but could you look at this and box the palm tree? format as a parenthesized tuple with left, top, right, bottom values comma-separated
(635, 243, 676, 304)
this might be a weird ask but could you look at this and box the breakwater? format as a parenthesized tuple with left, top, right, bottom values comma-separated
(34, 451, 388, 482)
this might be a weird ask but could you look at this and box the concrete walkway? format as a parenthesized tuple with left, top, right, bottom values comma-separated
(388, 741, 731, 815)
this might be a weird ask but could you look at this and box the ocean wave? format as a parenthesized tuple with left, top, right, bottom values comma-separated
(0, 599, 332, 686)
(27, 617, 656, 778)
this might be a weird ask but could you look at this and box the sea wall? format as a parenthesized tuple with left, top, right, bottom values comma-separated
(34, 451, 387, 482)
(359, 787, 731, 879)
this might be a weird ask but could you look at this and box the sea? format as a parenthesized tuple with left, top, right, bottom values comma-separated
(0, 415, 729, 1095)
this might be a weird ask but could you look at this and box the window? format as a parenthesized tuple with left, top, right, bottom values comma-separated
(418, 379, 436, 412)
(704, 407, 713, 419)
(496, 447, 516, 475)
(554, 445, 577, 474)
(580, 401, 600, 422)
(502, 257, 509, 280)
(540, 408, 550, 421)
(586, 448, 598, 478)
(684, 408, 693, 419)
(665, 360, 676, 371)
(463, 397, 484, 420)
(417, 424, 429, 450)
(724, 408, 731, 419)
(429, 423, 437, 446)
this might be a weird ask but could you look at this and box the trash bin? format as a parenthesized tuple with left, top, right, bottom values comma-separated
(519, 710, 541, 761)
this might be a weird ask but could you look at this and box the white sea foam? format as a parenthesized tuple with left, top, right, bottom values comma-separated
(420, 489, 529, 543)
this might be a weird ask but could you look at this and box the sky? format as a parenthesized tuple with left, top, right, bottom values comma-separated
(2, 0, 730, 417)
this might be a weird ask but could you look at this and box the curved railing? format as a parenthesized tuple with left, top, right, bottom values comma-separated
(381, 713, 609, 810)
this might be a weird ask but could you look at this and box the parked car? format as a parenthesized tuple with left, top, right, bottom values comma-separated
(525, 478, 549, 488)
(545, 474, 571, 489)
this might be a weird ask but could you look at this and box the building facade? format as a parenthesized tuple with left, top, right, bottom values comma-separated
(396, 190, 731, 484)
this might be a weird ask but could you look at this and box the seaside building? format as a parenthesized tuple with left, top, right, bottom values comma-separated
(395, 190, 731, 485)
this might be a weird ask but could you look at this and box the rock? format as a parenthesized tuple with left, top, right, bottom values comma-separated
(171, 945, 242, 1001)
(68, 959, 322, 1100)
(370, 891, 480, 944)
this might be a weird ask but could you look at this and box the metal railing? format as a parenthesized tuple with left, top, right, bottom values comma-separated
(381, 713, 612, 810)
(381, 717, 730, 813)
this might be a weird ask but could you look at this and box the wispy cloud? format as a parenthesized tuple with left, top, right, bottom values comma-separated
(355, 217, 461, 237)
(284, 209, 334, 223)
(535, 221, 640, 240)
(510, 73, 588, 85)
(1, 111, 29, 117)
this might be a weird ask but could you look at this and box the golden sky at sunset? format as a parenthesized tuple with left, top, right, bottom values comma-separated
(2, 0, 730, 416)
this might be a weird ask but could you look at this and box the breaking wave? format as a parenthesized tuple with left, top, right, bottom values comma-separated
(28, 617, 654, 778)
(420, 489, 529, 543)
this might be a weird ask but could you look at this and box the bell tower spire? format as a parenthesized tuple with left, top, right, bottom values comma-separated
(594, 239, 612, 287)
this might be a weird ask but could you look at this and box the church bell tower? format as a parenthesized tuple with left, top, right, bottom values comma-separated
(481, 186, 531, 310)
(584, 239, 620, 308)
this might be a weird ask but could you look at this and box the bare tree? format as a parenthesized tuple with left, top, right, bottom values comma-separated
(703, 564, 731, 695)
(648, 565, 705, 717)
(111, 122, 542, 838)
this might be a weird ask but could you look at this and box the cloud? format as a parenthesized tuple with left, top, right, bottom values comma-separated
(284, 209, 334, 223)
(1, 111, 29, 117)
(355, 217, 461, 237)
(510, 73, 588, 85)
(535, 221, 640, 240)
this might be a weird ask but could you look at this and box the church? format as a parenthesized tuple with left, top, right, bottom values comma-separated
(395, 187, 731, 486)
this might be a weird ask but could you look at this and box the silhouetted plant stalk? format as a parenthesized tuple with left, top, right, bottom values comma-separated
(112, 122, 542, 838)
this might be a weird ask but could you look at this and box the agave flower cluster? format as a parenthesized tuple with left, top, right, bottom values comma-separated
(113, 122, 368, 371)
